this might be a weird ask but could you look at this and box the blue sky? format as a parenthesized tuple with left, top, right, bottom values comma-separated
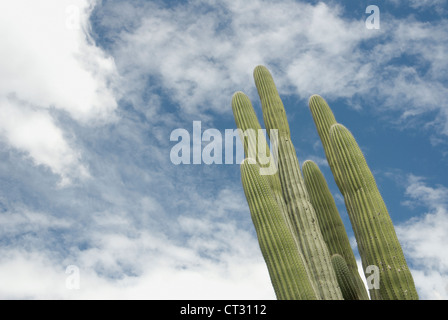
(0, 0, 447, 299)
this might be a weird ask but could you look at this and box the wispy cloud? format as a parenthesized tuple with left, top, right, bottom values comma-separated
(397, 175, 448, 299)
(0, 98, 89, 186)
(98, 0, 448, 136)
(105, 0, 374, 117)
(1, 0, 447, 300)
(390, 0, 448, 12)
(0, 0, 118, 184)
(0, 186, 275, 299)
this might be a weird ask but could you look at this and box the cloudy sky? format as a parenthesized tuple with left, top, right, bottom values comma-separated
(0, 0, 447, 300)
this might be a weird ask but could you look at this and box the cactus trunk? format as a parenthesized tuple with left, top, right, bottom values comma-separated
(302, 160, 370, 300)
(231, 92, 284, 213)
(253, 66, 342, 300)
(309, 94, 418, 299)
(240, 159, 318, 300)
(308, 95, 345, 193)
(329, 124, 418, 300)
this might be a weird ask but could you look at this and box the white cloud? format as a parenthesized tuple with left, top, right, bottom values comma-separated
(0, 250, 69, 299)
(111, 1, 370, 116)
(0, 0, 118, 122)
(1, 0, 447, 301)
(0, 155, 274, 300)
(0, 193, 275, 300)
(396, 175, 448, 299)
(0, 0, 118, 184)
(0, 208, 71, 235)
(0, 244, 274, 300)
(0, 98, 89, 185)
(106, 0, 448, 139)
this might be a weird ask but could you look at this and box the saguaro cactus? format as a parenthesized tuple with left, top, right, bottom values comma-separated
(308, 95, 341, 189)
(309, 94, 418, 300)
(329, 124, 418, 300)
(302, 160, 369, 300)
(235, 66, 343, 300)
(240, 159, 318, 300)
(232, 91, 309, 254)
(232, 92, 285, 216)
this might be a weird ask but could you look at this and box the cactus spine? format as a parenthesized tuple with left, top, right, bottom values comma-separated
(302, 160, 370, 300)
(240, 159, 318, 300)
(252, 66, 342, 300)
(309, 94, 418, 299)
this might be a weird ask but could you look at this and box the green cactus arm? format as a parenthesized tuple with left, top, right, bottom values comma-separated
(231, 91, 282, 197)
(308, 94, 378, 298)
(308, 95, 343, 191)
(331, 254, 362, 300)
(232, 91, 303, 246)
(252, 65, 342, 300)
(253, 66, 290, 139)
(301, 160, 351, 258)
(240, 159, 318, 300)
(329, 123, 419, 300)
(302, 160, 370, 300)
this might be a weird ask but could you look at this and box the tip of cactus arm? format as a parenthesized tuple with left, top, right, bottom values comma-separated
(302, 159, 315, 169)
(232, 91, 246, 98)
(253, 64, 268, 71)
(308, 94, 325, 106)
(329, 123, 348, 136)
(302, 159, 312, 165)
(232, 91, 248, 106)
(231, 91, 248, 104)
(253, 64, 270, 76)
(308, 94, 322, 101)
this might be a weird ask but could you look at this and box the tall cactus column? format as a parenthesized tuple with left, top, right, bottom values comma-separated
(302, 160, 369, 300)
(330, 124, 418, 300)
(240, 160, 318, 300)
(309, 94, 418, 300)
(253, 66, 342, 300)
(308, 95, 343, 191)
(232, 92, 286, 216)
(232, 92, 310, 257)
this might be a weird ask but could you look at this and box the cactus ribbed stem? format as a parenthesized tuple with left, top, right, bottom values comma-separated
(232, 92, 305, 250)
(329, 123, 418, 300)
(240, 160, 318, 300)
(253, 65, 342, 300)
(253, 67, 290, 139)
(331, 254, 361, 300)
(302, 160, 370, 300)
(308, 94, 376, 298)
(232, 92, 282, 201)
(308, 95, 345, 193)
